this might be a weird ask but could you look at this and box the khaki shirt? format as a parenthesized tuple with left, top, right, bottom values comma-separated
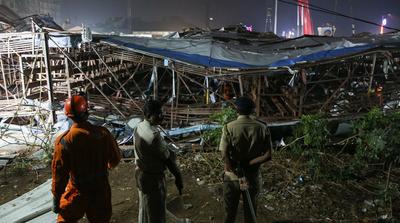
(134, 119, 170, 174)
(219, 115, 270, 180)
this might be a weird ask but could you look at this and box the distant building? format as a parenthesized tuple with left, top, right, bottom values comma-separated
(0, 0, 61, 22)
(317, 24, 336, 37)
(282, 28, 296, 38)
(265, 8, 273, 32)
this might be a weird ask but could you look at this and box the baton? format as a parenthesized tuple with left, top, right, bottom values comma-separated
(244, 188, 257, 223)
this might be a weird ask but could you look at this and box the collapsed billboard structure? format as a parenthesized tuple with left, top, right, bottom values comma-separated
(2, 23, 400, 223)
(1, 13, 400, 133)
(1, 5, 400, 222)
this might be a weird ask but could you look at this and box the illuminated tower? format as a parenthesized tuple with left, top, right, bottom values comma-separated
(297, 0, 314, 35)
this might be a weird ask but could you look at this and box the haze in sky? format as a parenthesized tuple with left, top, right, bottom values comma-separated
(60, 0, 400, 36)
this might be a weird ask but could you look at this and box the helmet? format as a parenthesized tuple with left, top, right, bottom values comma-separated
(64, 95, 88, 118)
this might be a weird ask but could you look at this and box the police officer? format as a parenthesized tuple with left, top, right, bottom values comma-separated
(219, 96, 272, 223)
(134, 99, 183, 223)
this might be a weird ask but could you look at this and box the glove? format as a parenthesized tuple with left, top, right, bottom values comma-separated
(52, 197, 61, 214)
(175, 175, 183, 195)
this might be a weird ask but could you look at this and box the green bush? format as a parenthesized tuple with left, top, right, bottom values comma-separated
(302, 114, 331, 150)
(202, 107, 237, 147)
(289, 114, 331, 180)
(288, 109, 400, 181)
(353, 108, 400, 168)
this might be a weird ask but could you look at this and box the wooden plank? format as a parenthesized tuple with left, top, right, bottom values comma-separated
(26, 211, 57, 223)
(0, 179, 53, 223)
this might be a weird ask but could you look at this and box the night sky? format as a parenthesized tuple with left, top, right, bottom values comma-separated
(60, 0, 400, 36)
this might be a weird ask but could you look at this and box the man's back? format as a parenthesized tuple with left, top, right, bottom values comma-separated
(52, 95, 121, 223)
(220, 97, 271, 223)
(134, 119, 170, 174)
(55, 121, 120, 187)
(225, 115, 269, 165)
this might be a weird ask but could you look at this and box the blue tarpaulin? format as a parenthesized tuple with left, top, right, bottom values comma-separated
(102, 33, 400, 69)
(269, 44, 377, 67)
(104, 38, 255, 68)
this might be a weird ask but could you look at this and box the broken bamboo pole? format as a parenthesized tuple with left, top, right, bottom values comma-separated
(238, 75, 244, 96)
(171, 66, 176, 128)
(177, 71, 225, 100)
(0, 56, 10, 101)
(122, 63, 144, 96)
(92, 46, 143, 112)
(177, 73, 198, 103)
(152, 60, 158, 99)
(367, 53, 377, 94)
(48, 36, 126, 118)
(64, 57, 72, 98)
(43, 32, 56, 124)
(18, 55, 26, 98)
(319, 65, 354, 112)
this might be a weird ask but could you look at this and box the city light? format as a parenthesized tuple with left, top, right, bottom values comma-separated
(282, 29, 295, 38)
(245, 25, 253, 32)
(380, 17, 387, 34)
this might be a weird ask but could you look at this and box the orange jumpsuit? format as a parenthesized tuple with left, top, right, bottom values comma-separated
(52, 121, 121, 223)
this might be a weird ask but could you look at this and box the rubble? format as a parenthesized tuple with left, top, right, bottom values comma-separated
(0, 6, 399, 223)
(1, 20, 400, 159)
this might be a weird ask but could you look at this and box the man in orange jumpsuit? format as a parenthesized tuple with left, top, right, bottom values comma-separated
(51, 95, 121, 223)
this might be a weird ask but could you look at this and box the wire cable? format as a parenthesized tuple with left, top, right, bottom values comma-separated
(278, 0, 400, 32)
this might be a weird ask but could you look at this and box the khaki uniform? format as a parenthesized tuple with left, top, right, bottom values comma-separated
(52, 121, 121, 223)
(134, 119, 171, 223)
(219, 115, 271, 223)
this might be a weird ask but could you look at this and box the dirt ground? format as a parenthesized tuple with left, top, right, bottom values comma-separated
(0, 160, 272, 223)
(1, 153, 399, 223)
